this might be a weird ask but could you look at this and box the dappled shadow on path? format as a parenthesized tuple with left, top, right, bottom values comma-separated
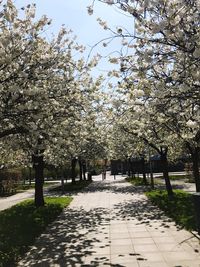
(112, 197, 176, 230)
(18, 207, 111, 267)
(106, 179, 182, 230)
(84, 179, 182, 231)
(83, 178, 150, 195)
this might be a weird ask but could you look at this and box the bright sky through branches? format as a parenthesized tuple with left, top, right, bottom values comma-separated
(14, 0, 132, 77)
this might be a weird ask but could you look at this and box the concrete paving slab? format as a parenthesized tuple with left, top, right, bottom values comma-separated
(153, 236, 177, 244)
(138, 261, 169, 267)
(110, 232, 131, 240)
(132, 237, 156, 245)
(156, 243, 183, 252)
(167, 260, 200, 267)
(139, 252, 165, 262)
(134, 244, 158, 252)
(163, 251, 197, 261)
(110, 239, 132, 246)
(130, 231, 152, 238)
(111, 254, 139, 265)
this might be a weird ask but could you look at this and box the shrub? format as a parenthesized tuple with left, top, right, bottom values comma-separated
(0, 169, 21, 195)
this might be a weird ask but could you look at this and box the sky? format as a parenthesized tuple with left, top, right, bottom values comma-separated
(14, 0, 133, 79)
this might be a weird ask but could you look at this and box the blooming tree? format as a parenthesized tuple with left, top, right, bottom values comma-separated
(90, 0, 200, 191)
(0, 0, 104, 206)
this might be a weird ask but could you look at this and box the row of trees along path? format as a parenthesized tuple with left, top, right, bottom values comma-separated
(0, 0, 200, 206)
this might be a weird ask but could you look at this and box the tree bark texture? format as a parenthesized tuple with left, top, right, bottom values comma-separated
(160, 148, 173, 196)
(78, 159, 83, 181)
(191, 148, 200, 192)
(71, 158, 77, 184)
(32, 152, 45, 207)
(141, 157, 147, 185)
(128, 158, 131, 177)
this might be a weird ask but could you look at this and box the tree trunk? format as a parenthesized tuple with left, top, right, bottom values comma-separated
(149, 157, 154, 189)
(71, 158, 77, 184)
(103, 159, 107, 180)
(87, 172, 92, 181)
(191, 148, 200, 192)
(150, 172, 154, 189)
(128, 158, 131, 177)
(78, 158, 83, 181)
(160, 149, 173, 196)
(32, 151, 45, 207)
(141, 157, 147, 185)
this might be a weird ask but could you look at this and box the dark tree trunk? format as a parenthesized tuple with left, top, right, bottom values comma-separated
(191, 148, 200, 192)
(102, 159, 107, 180)
(160, 147, 173, 196)
(122, 160, 127, 175)
(32, 151, 45, 207)
(150, 172, 154, 189)
(71, 158, 77, 184)
(128, 158, 131, 177)
(130, 159, 136, 178)
(87, 172, 92, 181)
(141, 157, 147, 185)
(78, 158, 83, 181)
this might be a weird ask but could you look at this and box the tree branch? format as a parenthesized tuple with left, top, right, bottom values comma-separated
(0, 127, 27, 139)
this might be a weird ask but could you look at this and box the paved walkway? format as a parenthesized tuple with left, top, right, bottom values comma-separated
(17, 173, 200, 267)
(0, 183, 60, 211)
(0, 188, 35, 211)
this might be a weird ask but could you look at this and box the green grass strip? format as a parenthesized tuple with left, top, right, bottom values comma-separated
(155, 175, 193, 181)
(50, 180, 92, 192)
(146, 189, 196, 231)
(126, 177, 149, 186)
(0, 197, 72, 267)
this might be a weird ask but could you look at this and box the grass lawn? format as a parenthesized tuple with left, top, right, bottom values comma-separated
(146, 189, 196, 231)
(126, 177, 149, 186)
(126, 175, 194, 187)
(169, 174, 191, 180)
(155, 174, 193, 181)
(50, 180, 92, 192)
(0, 197, 72, 267)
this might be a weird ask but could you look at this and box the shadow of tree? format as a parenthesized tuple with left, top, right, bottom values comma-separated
(18, 207, 111, 266)
(107, 180, 184, 231)
(111, 197, 176, 230)
(83, 179, 150, 195)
